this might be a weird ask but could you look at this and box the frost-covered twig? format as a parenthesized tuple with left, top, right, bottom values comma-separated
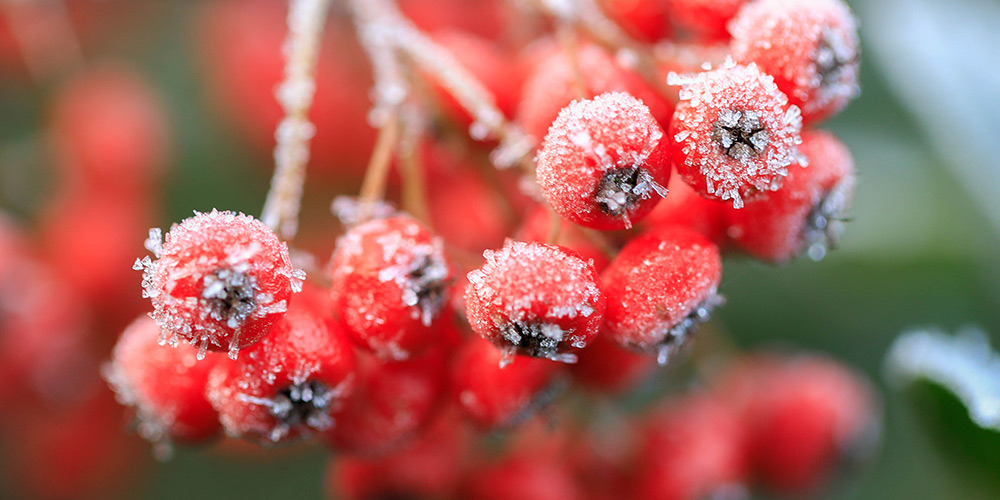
(261, 0, 333, 239)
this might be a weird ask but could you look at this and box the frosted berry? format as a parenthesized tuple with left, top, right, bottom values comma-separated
(636, 395, 749, 500)
(517, 43, 674, 140)
(104, 316, 221, 454)
(726, 130, 856, 262)
(465, 240, 605, 362)
(330, 215, 453, 361)
(136, 209, 302, 358)
(537, 92, 671, 230)
(670, 0, 749, 41)
(668, 59, 803, 208)
(601, 227, 723, 364)
(452, 337, 563, 429)
(730, 0, 860, 123)
(206, 296, 356, 443)
(325, 346, 447, 455)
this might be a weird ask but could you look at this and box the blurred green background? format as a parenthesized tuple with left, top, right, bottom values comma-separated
(2, 0, 999, 499)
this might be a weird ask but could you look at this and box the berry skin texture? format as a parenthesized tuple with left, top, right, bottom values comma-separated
(636, 395, 749, 500)
(465, 240, 605, 361)
(329, 215, 453, 361)
(601, 227, 723, 363)
(206, 294, 356, 443)
(668, 59, 803, 208)
(517, 43, 674, 141)
(726, 130, 856, 262)
(452, 337, 562, 429)
(729, 0, 860, 124)
(104, 316, 221, 451)
(136, 209, 302, 358)
(537, 92, 671, 230)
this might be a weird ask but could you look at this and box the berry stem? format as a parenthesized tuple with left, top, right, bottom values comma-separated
(261, 0, 333, 239)
(398, 108, 432, 225)
(358, 112, 400, 211)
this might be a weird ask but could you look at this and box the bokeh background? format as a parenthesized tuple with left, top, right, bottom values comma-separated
(1, 0, 998, 499)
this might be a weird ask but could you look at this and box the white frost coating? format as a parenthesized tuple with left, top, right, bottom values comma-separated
(331, 195, 397, 226)
(886, 327, 1000, 432)
(260, 0, 333, 239)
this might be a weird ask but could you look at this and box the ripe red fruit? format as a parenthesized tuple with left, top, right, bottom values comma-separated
(730, 0, 860, 124)
(668, 59, 803, 208)
(669, 0, 749, 42)
(427, 163, 512, 255)
(48, 65, 168, 193)
(462, 446, 585, 500)
(726, 130, 855, 262)
(537, 92, 671, 230)
(206, 297, 356, 443)
(136, 209, 302, 358)
(599, 0, 671, 43)
(572, 332, 657, 394)
(325, 346, 447, 455)
(515, 205, 610, 273)
(451, 337, 563, 428)
(105, 316, 221, 452)
(601, 227, 722, 363)
(329, 215, 453, 361)
(718, 355, 876, 496)
(465, 240, 605, 361)
(642, 173, 729, 245)
(517, 43, 674, 140)
(636, 395, 749, 500)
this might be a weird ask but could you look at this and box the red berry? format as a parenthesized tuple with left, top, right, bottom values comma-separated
(537, 92, 671, 230)
(599, 0, 672, 43)
(325, 346, 447, 455)
(427, 160, 512, 255)
(601, 227, 722, 363)
(329, 215, 453, 361)
(465, 240, 605, 361)
(726, 130, 855, 262)
(48, 65, 169, 193)
(730, 0, 860, 123)
(136, 209, 301, 358)
(572, 332, 658, 394)
(636, 395, 749, 500)
(515, 205, 610, 273)
(517, 43, 674, 140)
(720, 355, 876, 496)
(643, 173, 729, 245)
(452, 337, 563, 428)
(206, 296, 356, 443)
(669, 0, 749, 41)
(462, 445, 585, 500)
(104, 316, 221, 452)
(668, 59, 803, 208)
(398, 0, 510, 41)
(429, 30, 522, 128)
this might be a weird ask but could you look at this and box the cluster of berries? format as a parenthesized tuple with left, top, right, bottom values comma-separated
(0, 0, 873, 498)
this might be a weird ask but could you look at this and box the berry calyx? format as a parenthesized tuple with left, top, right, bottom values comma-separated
(729, 0, 859, 124)
(206, 297, 356, 443)
(104, 316, 221, 456)
(329, 215, 454, 361)
(537, 92, 671, 230)
(601, 227, 723, 364)
(465, 240, 605, 362)
(668, 59, 802, 208)
(136, 209, 303, 359)
(726, 130, 855, 262)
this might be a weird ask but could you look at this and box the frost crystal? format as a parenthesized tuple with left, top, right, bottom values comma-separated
(238, 379, 339, 442)
(653, 291, 725, 366)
